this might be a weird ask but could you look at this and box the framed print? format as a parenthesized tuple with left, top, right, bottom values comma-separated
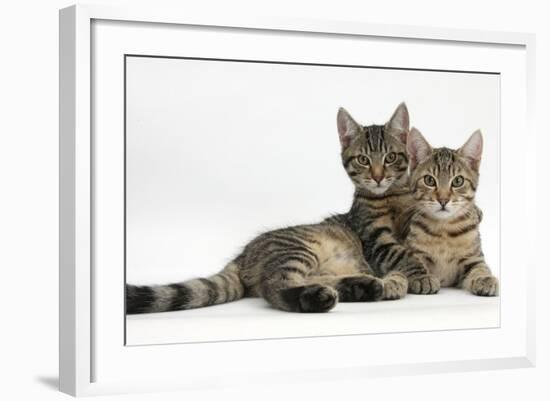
(59, 4, 536, 396)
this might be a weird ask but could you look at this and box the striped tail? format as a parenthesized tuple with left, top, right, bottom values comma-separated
(126, 261, 245, 314)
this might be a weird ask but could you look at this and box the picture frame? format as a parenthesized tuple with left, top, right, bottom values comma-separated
(59, 3, 536, 396)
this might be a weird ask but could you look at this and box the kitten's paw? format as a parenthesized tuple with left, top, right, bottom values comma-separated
(299, 285, 338, 312)
(383, 272, 408, 300)
(409, 274, 440, 295)
(470, 275, 499, 296)
(337, 276, 384, 302)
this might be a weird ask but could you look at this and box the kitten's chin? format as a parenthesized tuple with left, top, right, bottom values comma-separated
(426, 207, 459, 220)
(364, 185, 390, 195)
(430, 210, 454, 220)
(360, 178, 394, 195)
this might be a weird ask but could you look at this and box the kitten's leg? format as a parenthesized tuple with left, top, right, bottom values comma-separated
(320, 271, 407, 301)
(356, 260, 408, 300)
(316, 273, 385, 302)
(357, 212, 439, 295)
(261, 266, 338, 313)
(381, 271, 408, 300)
(459, 257, 499, 296)
(402, 251, 440, 295)
(364, 227, 441, 295)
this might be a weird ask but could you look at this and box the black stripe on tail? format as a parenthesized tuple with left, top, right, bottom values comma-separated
(126, 284, 182, 314)
(125, 262, 245, 314)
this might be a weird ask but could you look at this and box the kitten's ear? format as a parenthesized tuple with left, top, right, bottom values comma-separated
(386, 102, 409, 144)
(407, 127, 432, 171)
(458, 130, 483, 171)
(337, 107, 361, 148)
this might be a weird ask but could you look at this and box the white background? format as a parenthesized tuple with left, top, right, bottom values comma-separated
(0, 0, 547, 400)
(126, 56, 500, 285)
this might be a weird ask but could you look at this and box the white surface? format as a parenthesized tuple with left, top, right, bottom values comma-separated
(127, 289, 500, 345)
(126, 56, 500, 284)
(88, 10, 528, 396)
(1, 1, 548, 401)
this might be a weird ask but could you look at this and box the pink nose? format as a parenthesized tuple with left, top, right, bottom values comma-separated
(373, 175, 384, 184)
(438, 198, 449, 207)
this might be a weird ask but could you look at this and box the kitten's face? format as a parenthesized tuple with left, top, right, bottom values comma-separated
(407, 129, 483, 220)
(337, 103, 409, 195)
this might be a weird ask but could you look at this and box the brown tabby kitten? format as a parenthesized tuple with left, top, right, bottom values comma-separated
(126, 105, 410, 314)
(339, 107, 437, 294)
(398, 127, 499, 296)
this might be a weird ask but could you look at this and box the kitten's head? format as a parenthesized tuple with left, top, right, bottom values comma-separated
(337, 103, 410, 195)
(407, 128, 483, 220)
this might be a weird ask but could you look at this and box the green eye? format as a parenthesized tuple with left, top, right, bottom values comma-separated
(452, 175, 464, 187)
(424, 175, 436, 187)
(357, 155, 370, 166)
(385, 152, 397, 164)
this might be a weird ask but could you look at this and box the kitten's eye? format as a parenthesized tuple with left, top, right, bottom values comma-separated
(357, 155, 370, 166)
(424, 175, 437, 187)
(385, 152, 397, 164)
(452, 175, 464, 188)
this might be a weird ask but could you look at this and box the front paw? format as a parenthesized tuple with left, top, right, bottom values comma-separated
(470, 275, 499, 296)
(383, 272, 408, 300)
(299, 285, 339, 312)
(409, 274, 440, 295)
(337, 276, 384, 302)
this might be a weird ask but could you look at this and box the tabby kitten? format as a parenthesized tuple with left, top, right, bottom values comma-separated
(126, 104, 410, 314)
(400, 127, 499, 296)
(338, 108, 437, 294)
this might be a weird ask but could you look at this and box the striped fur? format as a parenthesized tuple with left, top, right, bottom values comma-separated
(126, 104, 412, 314)
(339, 105, 436, 293)
(126, 216, 401, 314)
(126, 263, 244, 314)
(398, 128, 498, 296)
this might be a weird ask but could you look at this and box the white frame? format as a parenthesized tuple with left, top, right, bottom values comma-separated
(59, 4, 536, 396)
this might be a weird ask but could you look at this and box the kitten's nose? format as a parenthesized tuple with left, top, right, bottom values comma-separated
(373, 175, 383, 184)
(438, 198, 450, 208)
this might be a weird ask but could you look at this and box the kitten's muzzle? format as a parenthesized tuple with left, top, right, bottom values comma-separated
(372, 174, 384, 184)
(371, 166, 384, 184)
(437, 198, 450, 208)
